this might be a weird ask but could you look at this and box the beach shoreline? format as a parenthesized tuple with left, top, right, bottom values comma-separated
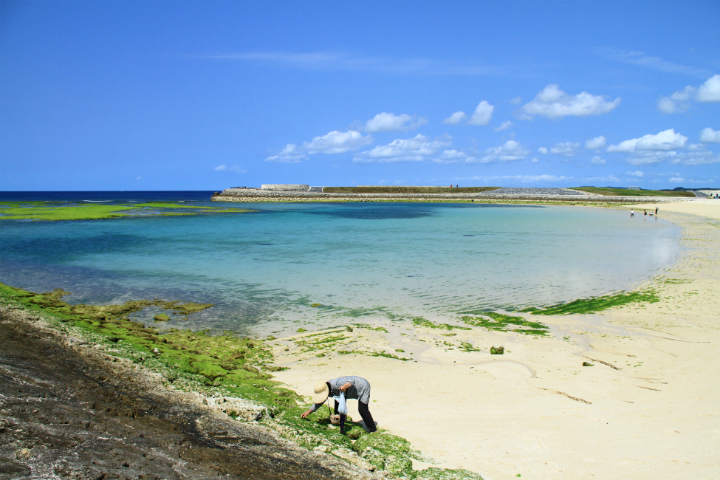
(0, 198, 717, 479)
(270, 199, 720, 479)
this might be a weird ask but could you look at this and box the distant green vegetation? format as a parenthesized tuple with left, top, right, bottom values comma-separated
(520, 290, 660, 315)
(0, 281, 481, 479)
(459, 312, 549, 335)
(573, 187, 696, 197)
(0, 201, 253, 221)
(323, 186, 498, 194)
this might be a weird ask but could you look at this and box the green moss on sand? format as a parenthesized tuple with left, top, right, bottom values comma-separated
(0, 201, 253, 222)
(520, 290, 660, 315)
(459, 312, 549, 335)
(412, 317, 471, 330)
(154, 313, 170, 322)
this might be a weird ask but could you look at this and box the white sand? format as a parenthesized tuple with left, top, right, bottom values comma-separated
(272, 199, 720, 480)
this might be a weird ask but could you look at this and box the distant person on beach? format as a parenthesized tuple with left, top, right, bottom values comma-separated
(656, 207, 659, 215)
(301, 376, 377, 434)
(644, 210, 647, 216)
(631, 209, 634, 218)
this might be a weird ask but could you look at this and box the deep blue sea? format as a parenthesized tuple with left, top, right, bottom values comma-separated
(0, 191, 682, 336)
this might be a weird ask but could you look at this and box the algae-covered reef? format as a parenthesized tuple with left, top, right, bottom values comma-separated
(0, 201, 253, 221)
(0, 282, 483, 479)
(520, 290, 660, 315)
(457, 312, 549, 336)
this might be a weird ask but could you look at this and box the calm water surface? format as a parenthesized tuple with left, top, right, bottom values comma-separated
(0, 193, 682, 335)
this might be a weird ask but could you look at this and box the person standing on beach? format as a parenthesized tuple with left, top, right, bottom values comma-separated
(656, 207, 659, 215)
(631, 209, 634, 218)
(300, 376, 377, 434)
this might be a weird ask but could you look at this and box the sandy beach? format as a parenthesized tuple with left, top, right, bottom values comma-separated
(272, 199, 720, 480)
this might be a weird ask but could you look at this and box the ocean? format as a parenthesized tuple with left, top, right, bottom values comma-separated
(0, 191, 682, 336)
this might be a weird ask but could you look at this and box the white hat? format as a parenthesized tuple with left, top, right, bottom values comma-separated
(313, 381, 329, 404)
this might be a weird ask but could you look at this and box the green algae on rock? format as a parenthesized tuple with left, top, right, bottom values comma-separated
(154, 313, 170, 322)
(412, 317, 471, 331)
(0, 281, 484, 479)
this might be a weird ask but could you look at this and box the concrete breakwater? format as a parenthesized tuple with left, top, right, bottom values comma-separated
(211, 186, 690, 203)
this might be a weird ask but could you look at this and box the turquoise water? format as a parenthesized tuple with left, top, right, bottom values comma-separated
(0, 202, 681, 335)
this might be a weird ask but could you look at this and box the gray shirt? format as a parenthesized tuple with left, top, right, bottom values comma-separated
(309, 376, 371, 412)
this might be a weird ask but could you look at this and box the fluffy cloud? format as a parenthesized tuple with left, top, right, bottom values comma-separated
(700, 127, 720, 143)
(627, 170, 644, 177)
(585, 136, 607, 150)
(591, 156, 606, 165)
(538, 147, 548, 154)
(433, 149, 477, 164)
(494, 120, 513, 132)
(607, 129, 688, 153)
(697, 74, 720, 102)
(468, 100, 494, 126)
(521, 85, 620, 119)
(658, 75, 720, 113)
(531, 157, 539, 163)
(466, 140, 529, 163)
(443, 111, 467, 124)
(365, 112, 427, 132)
(214, 165, 247, 173)
(355, 134, 451, 163)
(670, 177, 685, 183)
(267, 130, 373, 161)
(303, 130, 373, 154)
(265, 144, 308, 163)
(550, 142, 580, 156)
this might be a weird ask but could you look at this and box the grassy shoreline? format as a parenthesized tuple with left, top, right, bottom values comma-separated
(0, 281, 483, 479)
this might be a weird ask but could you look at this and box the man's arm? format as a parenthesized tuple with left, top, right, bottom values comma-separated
(300, 402, 324, 419)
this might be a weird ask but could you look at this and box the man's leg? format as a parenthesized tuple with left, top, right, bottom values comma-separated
(333, 399, 347, 434)
(358, 401, 377, 432)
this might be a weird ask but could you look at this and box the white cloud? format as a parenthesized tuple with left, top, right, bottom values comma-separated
(603, 50, 712, 78)
(467, 140, 529, 163)
(657, 86, 695, 113)
(550, 142, 580, 156)
(607, 129, 688, 153)
(697, 74, 720, 102)
(531, 157, 539, 163)
(509, 97, 522, 105)
(365, 112, 427, 132)
(265, 144, 308, 162)
(538, 147, 548, 154)
(214, 164, 247, 173)
(658, 75, 720, 113)
(443, 111, 467, 124)
(468, 100, 494, 126)
(433, 149, 476, 164)
(670, 177, 685, 183)
(521, 84, 620, 119)
(627, 170, 644, 177)
(303, 130, 373, 154)
(494, 120, 513, 132)
(585, 136, 606, 150)
(591, 156, 606, 165)
(670, 151, 720, 166)
(700, 127, 720, 143)
(355, 134, 451, 163)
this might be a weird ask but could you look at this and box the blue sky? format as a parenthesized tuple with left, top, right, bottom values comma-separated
(1, 0, 719, 191)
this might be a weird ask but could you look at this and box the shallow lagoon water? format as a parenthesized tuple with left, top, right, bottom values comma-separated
(0, 198, 681, 335)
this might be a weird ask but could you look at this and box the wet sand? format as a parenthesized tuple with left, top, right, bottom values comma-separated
(272, 199, 720, 479)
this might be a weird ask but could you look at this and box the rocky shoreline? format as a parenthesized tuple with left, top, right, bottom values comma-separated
(0, 304, 376, 480)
